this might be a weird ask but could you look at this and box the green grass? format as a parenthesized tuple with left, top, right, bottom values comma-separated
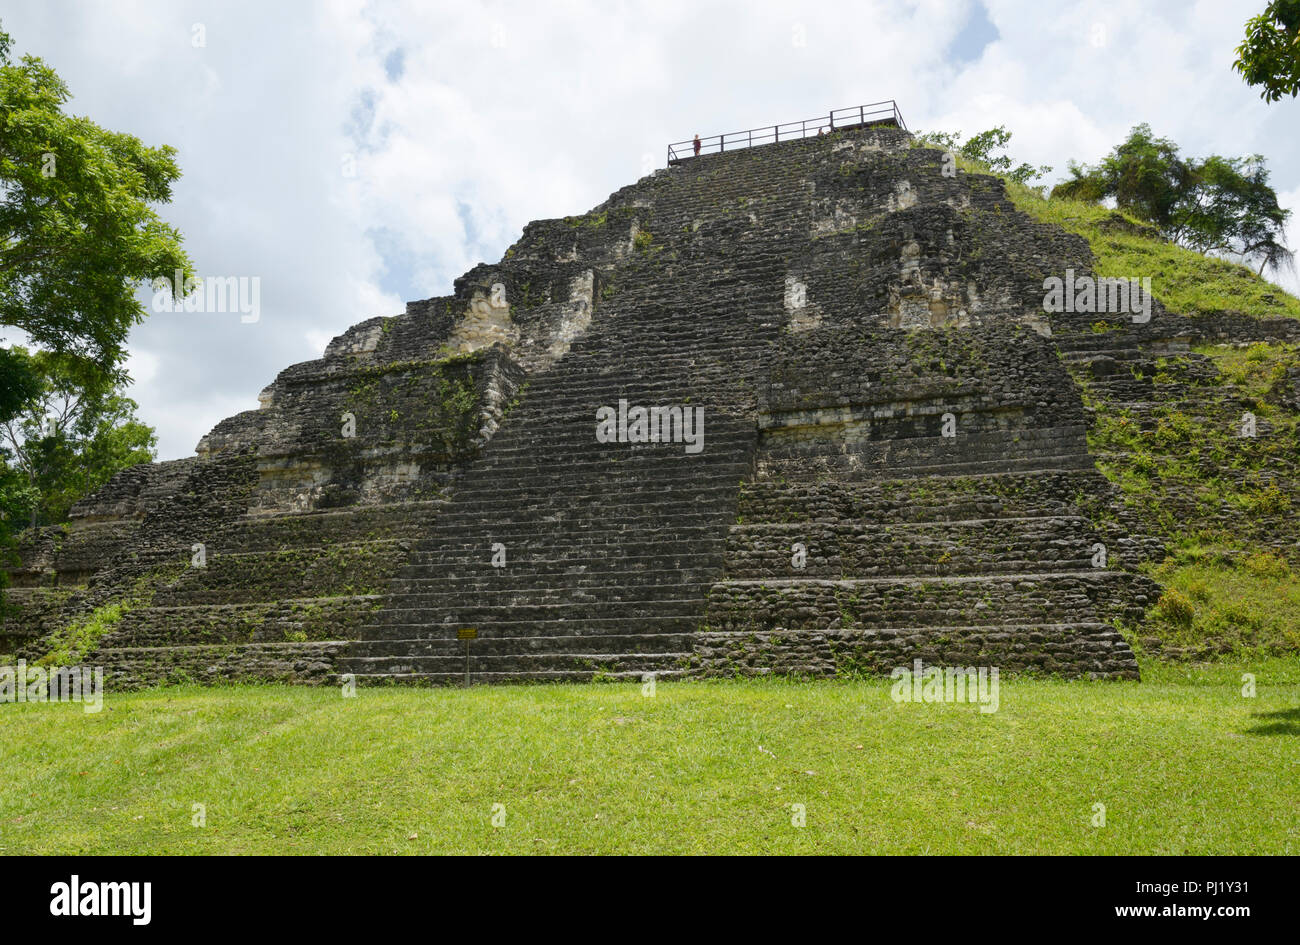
(3, 668, 1298, 854)
(1003, 184, 1300, 323)
(1142, 547, 1300, 659)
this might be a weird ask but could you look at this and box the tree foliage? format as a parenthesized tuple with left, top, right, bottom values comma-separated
(1234, 0, 1300, 102)
(915, 125, 1053, 185)
(0, 347, 155, 541)
(0, 20, 192, 415)
(1051, 124, 1293, 275)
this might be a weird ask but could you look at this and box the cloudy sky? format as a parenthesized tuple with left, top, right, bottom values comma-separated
(3, 0, 1296, 459)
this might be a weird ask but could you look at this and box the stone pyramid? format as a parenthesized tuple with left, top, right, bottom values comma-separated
(3, 114, 1166, 686)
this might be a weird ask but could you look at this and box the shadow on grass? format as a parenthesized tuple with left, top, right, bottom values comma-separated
(1245, 706, 1300, 736)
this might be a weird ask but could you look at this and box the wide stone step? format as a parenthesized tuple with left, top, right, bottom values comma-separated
(423, 515, 738, 540)
(407, 518, 732, 542)
(380, 581, 713, 604)
(723, 517, 1113, 577)
(100, 596, 380, 648)
(693, 622, 1139, 678)
(475, 441, 756, 467)
(739, 472, 1110, 522)
(484, 419, 756, 441)
(150, 544, 406, 604)
(358, 614, 701, 639)
(406, 538, 727, 561)
(761, 451, 1095, 480)
(439, 478, 748, 507)
(347, 631, 697, 657)
(95, 641, 349, 687)
(338, 650, 687, 675)
(369, 597, 706, 620)
(706, 571, 1155, 632)
(209, 503, 445, 551)
(467, 452, 754, 477)
(396, 561, 722, 585)
(342, 668, 691, 686)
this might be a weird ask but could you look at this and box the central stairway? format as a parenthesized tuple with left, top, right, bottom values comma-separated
(339, 247, 802, 683)
(339, 111, 830, 683)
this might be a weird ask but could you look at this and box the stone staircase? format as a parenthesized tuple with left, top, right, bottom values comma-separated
(338, 423, 756, 683)
(339, 230, 793, 682)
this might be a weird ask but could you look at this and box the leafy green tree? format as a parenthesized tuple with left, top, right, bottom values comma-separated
(1053, 125, 1192, 224)
(0, 347, 155, 535)
(1052, 125, 1293, 275)
(0, 20, 192, 419)
(0, 344, 42, 421)
(916, 125, 1052, 185)
(1234, 0, 1300, 102)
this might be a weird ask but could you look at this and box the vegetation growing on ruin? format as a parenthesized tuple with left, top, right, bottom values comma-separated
(36, 600, 127, 667)
(563, 209, 608, 228)
(341, 354, 482, 457)
(1066, 286, 1299, 661)
(1074, 340, 1300, 659)
(633, 229, 657, 254)
(35, 561, 184, 666)
(915, 128, 1300, 323)
(1140, 545, 1300, 659)
(927, 127, 1300, 662)
(1008, 186, 1300, 322)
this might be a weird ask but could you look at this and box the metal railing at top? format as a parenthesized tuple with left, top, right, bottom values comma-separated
(666, 101, 907, 165)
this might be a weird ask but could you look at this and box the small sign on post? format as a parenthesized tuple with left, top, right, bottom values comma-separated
(458, 628, 477, 687)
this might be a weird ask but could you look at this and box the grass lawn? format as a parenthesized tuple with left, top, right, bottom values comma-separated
(2, 659, 1298, 855)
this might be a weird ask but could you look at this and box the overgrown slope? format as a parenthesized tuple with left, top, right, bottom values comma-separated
(1007, 184, 1300, 661)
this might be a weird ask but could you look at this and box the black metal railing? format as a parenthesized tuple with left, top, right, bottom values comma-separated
(666, 101, 907, 164)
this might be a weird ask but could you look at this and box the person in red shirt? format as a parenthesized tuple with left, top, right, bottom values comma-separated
(693, 134, 701, 157)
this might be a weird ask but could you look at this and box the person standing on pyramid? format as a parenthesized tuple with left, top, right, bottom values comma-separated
(693, 134, 701, 157)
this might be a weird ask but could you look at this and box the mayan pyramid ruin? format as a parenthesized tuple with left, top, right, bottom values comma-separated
(4, 103, 1196, 687)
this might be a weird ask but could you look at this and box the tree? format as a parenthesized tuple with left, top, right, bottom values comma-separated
(1234, 0, 1300, 102)
(1051, 125, 1293, 275)
(0, 344, 41, 420)
(0, 347, 156, 535)
(915, 125, 1052, 185)
(0, 20, 192, 418)
(1053, 125, 1192, 225)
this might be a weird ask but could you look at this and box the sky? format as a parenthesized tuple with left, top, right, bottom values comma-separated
(3, 0, 1297, 459)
